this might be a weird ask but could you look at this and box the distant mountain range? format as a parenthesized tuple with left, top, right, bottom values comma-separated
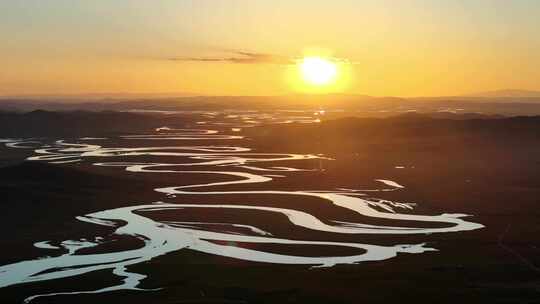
(0, 92, 198, 101)
(3, 91, 540, 116)
(3, 89, 540, 100)
(463, 89, 540, 98)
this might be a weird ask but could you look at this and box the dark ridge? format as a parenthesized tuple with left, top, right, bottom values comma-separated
(0, 110, 191, 137)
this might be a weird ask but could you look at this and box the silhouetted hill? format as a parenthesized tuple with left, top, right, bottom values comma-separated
(0, 110, 189, 137)
(0, 95, 404, 112)
(464, 89, 540, 98)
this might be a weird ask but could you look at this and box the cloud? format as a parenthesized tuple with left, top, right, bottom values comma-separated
(168, 51, 294, 65)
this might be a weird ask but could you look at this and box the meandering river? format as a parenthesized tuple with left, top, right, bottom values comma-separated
(0, 112, 484, 302)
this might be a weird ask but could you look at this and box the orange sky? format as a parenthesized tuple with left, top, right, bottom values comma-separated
(1, 1, 539, 97)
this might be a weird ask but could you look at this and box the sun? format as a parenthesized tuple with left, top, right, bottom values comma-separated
(300, 56, 338, 86)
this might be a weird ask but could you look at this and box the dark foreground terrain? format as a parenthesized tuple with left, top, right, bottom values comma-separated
(0, 110, 539, 303)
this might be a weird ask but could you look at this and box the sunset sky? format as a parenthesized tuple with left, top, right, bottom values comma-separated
(1, 0, 539, 97)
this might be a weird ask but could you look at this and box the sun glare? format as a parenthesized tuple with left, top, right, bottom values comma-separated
(300, 57, 338, 86)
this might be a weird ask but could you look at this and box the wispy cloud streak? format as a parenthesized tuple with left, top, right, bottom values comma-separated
(168, 51, 294, 65)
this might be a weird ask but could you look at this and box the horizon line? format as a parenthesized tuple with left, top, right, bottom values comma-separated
(1, 88, 540, 100)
